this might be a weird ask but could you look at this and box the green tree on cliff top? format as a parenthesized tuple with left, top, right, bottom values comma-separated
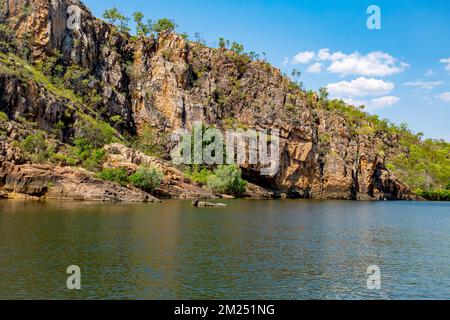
(153, 18, 177, 34)
(132, 11, 153, 37)
(103, 7, 130, 33)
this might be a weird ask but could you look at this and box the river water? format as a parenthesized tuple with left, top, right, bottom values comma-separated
(0, 200, 449, 300)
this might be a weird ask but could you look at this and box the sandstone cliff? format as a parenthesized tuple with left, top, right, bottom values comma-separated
(0, 0, 417, 200)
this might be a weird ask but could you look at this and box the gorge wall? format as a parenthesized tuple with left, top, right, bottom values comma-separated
(0, 0, 416, 200)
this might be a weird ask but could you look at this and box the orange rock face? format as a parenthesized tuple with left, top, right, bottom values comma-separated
(0, 0, 417, 200)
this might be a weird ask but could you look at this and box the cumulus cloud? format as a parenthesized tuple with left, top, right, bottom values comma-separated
(440, 58, 450, 72)
(436, 92, 450, 102)
(404, 80, 444, 90)
(292, 51, 315, 64)
(306, 62, 323, 73)
(369, 96, 400, 110)
(341, 98, 369, 107)
(327, 77, 394, 97)
(316, 48, 346, 62)
(289, 49, 409, 77)
(326, 51, 409, 77)
(342, 96, 400, 111)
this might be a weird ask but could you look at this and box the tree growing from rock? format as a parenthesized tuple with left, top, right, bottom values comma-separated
(153, 18, 177, 34)
(103, 7, 130, 33)
(132, 11, 153, 36)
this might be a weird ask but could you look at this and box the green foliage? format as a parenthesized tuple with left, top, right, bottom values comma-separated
(63, 64, 102, 108)
(63, 114, 118, 171)
(224, 50, 251, 74)
(388, 137, 450, 190)
(0, 52, 82, 104)
(97, 168, 129, 186)
(416, 189, 450, 201)
(0, 22, 15, 51)
(103, 7, 130, 33)
(19, 132, 56, 163)
(218, 37, 227, 49)
(129, 166, 163, 193)
(109, 115, 124, 128)
(132, 125, 165, 157)
(153, 18, 177, 33)
(133, 11, 153, 36)
(185, 166, 213, 185)
(230, 42, 244, 54)
(51, 152, 78, 167)
(316, 95, 449, 192)
(0, 111, 7, 122)
(70, 137, 107, 171)
(319, 133, 331, 145)
(319, 87, 329, 102)
(290, 69, 303, 90)
(97, 166, 163, 193)
(74, 114, 119, 149)
(35, 49, 65, 83)
(207, 164, 247, 196)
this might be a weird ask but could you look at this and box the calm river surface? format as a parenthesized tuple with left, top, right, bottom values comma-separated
(0, 200, 449, 300)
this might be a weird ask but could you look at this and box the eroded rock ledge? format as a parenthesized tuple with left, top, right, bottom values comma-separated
(0, 161, 159, 202)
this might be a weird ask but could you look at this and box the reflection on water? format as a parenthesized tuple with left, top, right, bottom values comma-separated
(0, 200, 449, 300)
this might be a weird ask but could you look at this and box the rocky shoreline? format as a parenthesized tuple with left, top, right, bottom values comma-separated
(0, 142, 278, 202)
(0, 157, 419, 202)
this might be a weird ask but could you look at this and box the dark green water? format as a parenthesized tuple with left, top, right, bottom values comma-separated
(0, 200, 449, 300)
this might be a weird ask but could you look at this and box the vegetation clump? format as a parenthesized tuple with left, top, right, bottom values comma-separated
(415, 189, 450, 201)
(207, 164, 247, 196)
(103, 7, 130, 33)
(98, 166, 163, 193)
(388, 137, 450, 191)
(0, 111, 8, 122)
(97, 168, 129, 186)
(129, 166, 163, 193)
(152, 18, 177, 34)
(102, 7, 177, 37)
(316, 88, 449, 196)
(19, 132, 56, 164)
(131, 125, 165, 157)
(185, 166, 213, 185)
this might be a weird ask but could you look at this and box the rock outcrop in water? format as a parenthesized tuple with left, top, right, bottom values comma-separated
(0, 0, 418, 201)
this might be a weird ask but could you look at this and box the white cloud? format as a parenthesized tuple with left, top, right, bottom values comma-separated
(404, 80, 444, 90)
(342, 96, 400, 111)
(369, 96, 400, 110)
(440, 58, 450, 72)
(342, 98, 369, 107)
(327, 51, 409, 77)
(317, 49, 331, 61)
(317, 48, 346, 62)
(425, 69, 436, 77)
(288, 49, 408, 76)
(306, 62, 323, 73)
(436, 92, 450, 102)
(282, 57, 290, 67)
(327, 77, 394, 98)
(292, 51, 315, 64)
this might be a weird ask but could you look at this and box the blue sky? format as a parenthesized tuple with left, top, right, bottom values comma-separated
(83, 0, 450, 140)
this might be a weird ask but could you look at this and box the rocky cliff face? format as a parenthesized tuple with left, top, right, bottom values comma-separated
(0, 0, 416, 200)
